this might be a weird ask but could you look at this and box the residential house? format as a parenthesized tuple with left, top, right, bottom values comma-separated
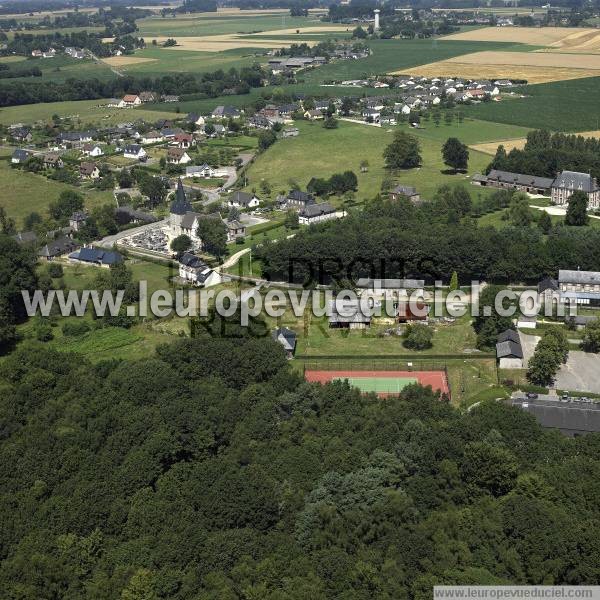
(43, 152, 64, 169)
(69, 211, 88, 231)
(248, 115, 272, 129)
(123, 144, 147, 161)
(173, 132, 194, 148)
(82, 143, 104, 157)
(396, 300, 430, 323)
(57, 131, 94, 146)
(390, 185, 420, 203)
(228, 191, 260, 209)
(272, 327, 297, 358)
(298, 202, 337, 225)
(118, 94, 142, 108)
(551, 171, 600, 209)
(304, 109, 323, 120)
(496, 329, 524, 369)
(11, 149, 31, 164)
(79, 162, 100, 180)
(356, 278, 425, 299)
(178, 252, 222, 287)
(284, 189, 315, 210)
(140, 130, 164, 144)
(362, 108, 381, 122)
(139, 91, 157, 103)
(11, 127, 32, 143)
(185, 112, 205, 127)
(186, 163, 216, 178)
(167, 148, 192, 165)
(69, 247, 123, 268)
(211, 105, 241, 119)
(225, 219, 246, 242)
(38, 236, 79, 261)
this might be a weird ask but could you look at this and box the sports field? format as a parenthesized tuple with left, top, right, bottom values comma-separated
(305, 369, 450, 398)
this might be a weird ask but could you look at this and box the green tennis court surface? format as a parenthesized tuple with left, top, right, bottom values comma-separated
(333, 376, 418, 394)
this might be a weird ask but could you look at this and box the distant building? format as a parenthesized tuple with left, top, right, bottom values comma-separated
(11, 149, 32, 164)
(496, 329, 523, 369)
(123, 144, 147, 161)
(512, 397, 600, 437)
(79, 162, 100, 179)
(557, 269, 600, 308)
(551, 171, 600, 209)
(228, 191, 260, 209)
(69, 247, 123, 268)
(118, 94, 141, 108)
(38, 237, 79, 261)
(389, 185, 420, 203)
(472, 169, 554, 195)
(284, 190, 315, 211)
(211, 105, 241, 119)
(298, 202, 337, 225)
(178, 252, 222, 286)
(328, 298, 372, 329)
(272, 327, 297, 358)
(167, 148, 192, 165)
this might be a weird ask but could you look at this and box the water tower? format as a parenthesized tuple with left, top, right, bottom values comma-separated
(374, 9, 380, 31)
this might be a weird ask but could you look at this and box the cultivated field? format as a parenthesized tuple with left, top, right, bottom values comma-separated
(103, 56, 158, 67)
(399, 50, 600, 83)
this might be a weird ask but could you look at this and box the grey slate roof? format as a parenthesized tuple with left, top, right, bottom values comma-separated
(72, 247, 122, 266)
(300, 202, 335, 218)
(486, 169, 554, 189)
(559, 269, 600, 285)
(553, 170, 598, 192)
(496, 340, 523, 359)
(38, 236, 78, 258)
(513, 398, 600, 435)
(497, 329, 520, 344)
(272, 327, 297, 352)
(170, 179, 193, 216)
(230, 191, 256, 207)
(391, 185, 418, 196)
(181, 212, 200, 230)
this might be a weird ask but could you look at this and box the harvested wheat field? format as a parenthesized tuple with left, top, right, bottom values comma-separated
(470, 130, 600, 155)
(103, 56, 158, 66)
(397, 50, 600, 83)
(469, 138, 528, 155)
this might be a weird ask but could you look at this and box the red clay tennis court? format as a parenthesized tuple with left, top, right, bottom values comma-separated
(304, 370, 450, 398)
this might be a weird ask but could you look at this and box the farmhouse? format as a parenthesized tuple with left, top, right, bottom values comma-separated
(118, 95, 142, 108)
(178, 253, 222, 287)
(167, 148, 192, 165)
(228, 191, 260, 209)
(272, 327, 297, 359)
(298, 202, 337, 225)
(496, 329, 524, 369)
(551, 171, 600, 209)
(472, 170, 554, 195)
(389, 185, 420, 203)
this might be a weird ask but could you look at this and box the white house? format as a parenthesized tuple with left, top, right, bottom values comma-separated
(123, 144, 147, 160)
(118, 94, 141, 108)
(228, 191, 260, 209)
(167, 148, 192, 165)
(186, 163, 216, 178)
(141, 130, 164, 144)
(299, 202, 337, 225)
(178, 252, 222, 287)
(82, 143, 104, 157)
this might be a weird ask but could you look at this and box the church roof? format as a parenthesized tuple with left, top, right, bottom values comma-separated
(170, 179, 192, 215)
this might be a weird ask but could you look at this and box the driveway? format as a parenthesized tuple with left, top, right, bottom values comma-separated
(518, 330, 540, 367)
(555, 351, 600, 394)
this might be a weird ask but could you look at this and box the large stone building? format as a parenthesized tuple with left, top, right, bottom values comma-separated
(551, 171, 600, 209)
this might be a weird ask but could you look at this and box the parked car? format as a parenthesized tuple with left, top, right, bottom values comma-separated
(526, 392, 538, 399)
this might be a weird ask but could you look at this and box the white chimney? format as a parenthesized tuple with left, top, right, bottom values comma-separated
(374, 9, 380, 31)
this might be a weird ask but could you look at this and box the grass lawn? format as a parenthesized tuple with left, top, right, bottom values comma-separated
(0, 154, 113, 227)
(0, 98, 177, 127)
(467, 76, 600, 132)
(242, 119, 494, 201)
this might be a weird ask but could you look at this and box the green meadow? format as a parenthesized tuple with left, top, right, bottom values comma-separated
(242, 119, 494, 200)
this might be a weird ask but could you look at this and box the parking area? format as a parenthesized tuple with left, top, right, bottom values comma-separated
(555, 351, 600, 394)
(518, 331, 540, 367)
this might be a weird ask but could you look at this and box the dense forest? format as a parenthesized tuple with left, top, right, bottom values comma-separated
(256, 195, 600, 285)
(2, 333, 600, 597)
(487, 129, 600, 182)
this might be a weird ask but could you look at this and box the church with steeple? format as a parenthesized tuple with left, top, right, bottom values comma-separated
(167, 178, 247, 253)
